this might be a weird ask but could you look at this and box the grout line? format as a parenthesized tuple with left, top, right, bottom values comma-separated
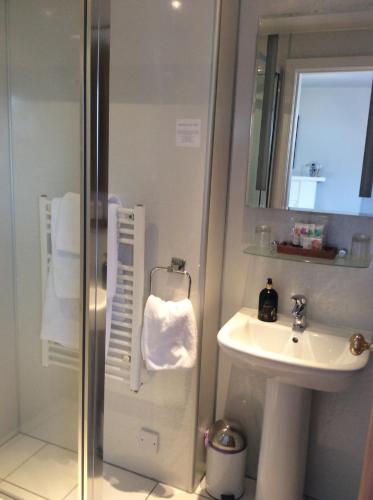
(0, 432, 21, 477)
(19, 432, 77, 455)
(144, 481, 159, 500)
(0, 479, 49, 500)
(198, 490, 212, 499)
(194, 484, 212, 500)
(0, 487, 17, 500)
(0, 433, 20, 451)
(62, 484, 78, 500)
(3, 443, 48, 481)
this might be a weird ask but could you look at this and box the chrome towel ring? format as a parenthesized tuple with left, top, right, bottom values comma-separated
(150, 257, 192, 299)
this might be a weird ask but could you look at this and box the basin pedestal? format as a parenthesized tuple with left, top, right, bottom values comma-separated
(255, 379, 311, 500)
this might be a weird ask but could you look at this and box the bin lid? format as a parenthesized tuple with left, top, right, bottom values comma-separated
(207, 419, 246, 453)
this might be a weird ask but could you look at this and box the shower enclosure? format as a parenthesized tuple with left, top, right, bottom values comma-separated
(0, 1, 238, 499)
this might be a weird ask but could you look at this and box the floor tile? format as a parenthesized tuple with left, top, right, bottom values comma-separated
(63, 487, 78, 500)
(0, 492, 16, 500)
(0, 481, 45, 500)
(195, 476, 256, 500)
(0, 435, 45, 479)
(103, 463, 157, 500)
(149, 483, 205, 500)
(6, 444, 77, 500)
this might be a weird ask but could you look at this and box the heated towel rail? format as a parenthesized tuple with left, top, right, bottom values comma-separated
(39, 195, 145, 392)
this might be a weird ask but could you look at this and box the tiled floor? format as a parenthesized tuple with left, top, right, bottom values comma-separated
(0, 434, 256, 500)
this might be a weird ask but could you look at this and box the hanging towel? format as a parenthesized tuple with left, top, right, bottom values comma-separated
(42, 192, 121, 352)
(40, 267, 80, 349)
(105, 194, 122, 357)
(55, 192, 80, 255)
(106, 194, 122, 299)
(141, 294, 197, 371)
(51, 197, 80, 299)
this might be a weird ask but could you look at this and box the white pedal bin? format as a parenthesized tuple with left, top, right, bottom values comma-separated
(205, 420, 247, 500)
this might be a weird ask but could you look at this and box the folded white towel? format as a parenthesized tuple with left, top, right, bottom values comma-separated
(141, 295, 197, 371)
(51, 198, 80, 299)
(105, 195, 122, 356)
(40, 267, 80, 350)
(55, 192, 80, 255)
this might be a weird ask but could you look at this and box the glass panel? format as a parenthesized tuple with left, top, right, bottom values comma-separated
(99, 0, 220, 496)
(0, 1, 83, 498)
(244, 244, 371, 268)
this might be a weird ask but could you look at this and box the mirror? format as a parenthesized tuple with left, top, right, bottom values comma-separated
(246, 10, 373, 216)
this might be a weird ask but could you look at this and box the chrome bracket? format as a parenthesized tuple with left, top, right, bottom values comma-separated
(168, 257, 186, 272)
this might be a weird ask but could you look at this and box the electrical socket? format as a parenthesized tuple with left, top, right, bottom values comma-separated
(138, 428, 159, 454)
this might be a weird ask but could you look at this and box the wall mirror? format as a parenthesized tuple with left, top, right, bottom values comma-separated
(246, 10, 373, 217)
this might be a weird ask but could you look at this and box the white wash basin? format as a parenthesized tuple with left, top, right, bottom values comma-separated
(218, 308, 370, 392)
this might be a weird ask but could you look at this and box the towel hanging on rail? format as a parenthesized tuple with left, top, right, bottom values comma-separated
(55, 192, 80, 255)
(141, 294, 197, 371)
(41, 193, 81, 348)
(40, 267, 80, 350)
(52, 194, 80, 299)
(39, 196, 146, 391)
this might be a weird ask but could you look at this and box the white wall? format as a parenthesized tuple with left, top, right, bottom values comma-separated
(0, 0, 19, 443)
(8, 0, 81, 451)
(103, 0, 218, 491)
(218, 1, 373, 499)
(294, 85, 371, 215)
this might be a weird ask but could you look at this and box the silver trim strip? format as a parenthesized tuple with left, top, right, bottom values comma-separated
(82, 0, 111, 498)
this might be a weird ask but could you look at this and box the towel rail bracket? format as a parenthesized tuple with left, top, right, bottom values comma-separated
(150, 257, 192, 299)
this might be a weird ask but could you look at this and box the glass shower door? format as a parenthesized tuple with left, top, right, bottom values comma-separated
(0, 1, 84, 498)
(83, 1, 235, 499)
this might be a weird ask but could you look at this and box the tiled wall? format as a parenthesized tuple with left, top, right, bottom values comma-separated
(218, 1, 373, 499)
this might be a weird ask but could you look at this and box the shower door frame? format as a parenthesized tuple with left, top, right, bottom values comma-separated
(81, 0, 111, 499)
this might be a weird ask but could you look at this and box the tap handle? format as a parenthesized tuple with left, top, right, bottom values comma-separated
(291, 294, 307, 314)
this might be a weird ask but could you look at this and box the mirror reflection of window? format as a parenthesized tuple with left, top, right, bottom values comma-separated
(288, 70, 373, 215)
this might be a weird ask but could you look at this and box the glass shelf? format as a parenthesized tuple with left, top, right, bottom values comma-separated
(244, 245, 371, 268)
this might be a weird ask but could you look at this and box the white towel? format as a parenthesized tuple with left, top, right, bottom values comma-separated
(107, 195, 122, 300)
(51, 198, 80, 299)
(43, 192, 121, 353)
(141, 295, 197, 371)
(105, 195, 122, 357)
(40, 267, 80, 349)
(55, 192, 80, 255)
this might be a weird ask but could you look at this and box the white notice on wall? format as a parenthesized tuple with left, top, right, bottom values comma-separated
(176, 119, 201, 148)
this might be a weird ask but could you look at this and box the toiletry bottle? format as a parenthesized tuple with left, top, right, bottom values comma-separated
(258, 278, 278, 322)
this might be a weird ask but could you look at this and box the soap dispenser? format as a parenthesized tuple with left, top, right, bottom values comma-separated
(258, 278, 278, 322)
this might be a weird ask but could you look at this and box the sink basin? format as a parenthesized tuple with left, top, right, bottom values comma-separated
(218, 307, 369, 392)
(217, 308, 371, 500)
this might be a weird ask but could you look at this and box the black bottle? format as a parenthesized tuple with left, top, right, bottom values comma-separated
(258, 278, 278, 322)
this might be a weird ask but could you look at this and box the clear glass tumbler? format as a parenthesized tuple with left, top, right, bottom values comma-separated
(350, 233, 371, 263)
(255, 225, 271, 248)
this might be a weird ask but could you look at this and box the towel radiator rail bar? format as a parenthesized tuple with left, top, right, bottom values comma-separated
(39, 196, 145, 392)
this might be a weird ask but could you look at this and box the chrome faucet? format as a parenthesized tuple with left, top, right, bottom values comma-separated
(291, 294, 307, 332)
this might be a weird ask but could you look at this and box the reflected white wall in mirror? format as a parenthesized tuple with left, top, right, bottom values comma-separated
(289, 70, 372, 214)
